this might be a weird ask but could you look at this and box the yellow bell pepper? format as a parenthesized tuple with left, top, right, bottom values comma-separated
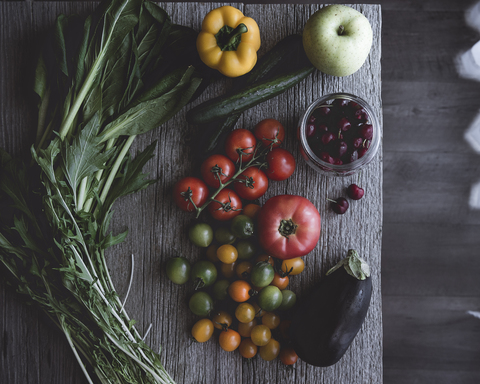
(196, 6, 261, 78)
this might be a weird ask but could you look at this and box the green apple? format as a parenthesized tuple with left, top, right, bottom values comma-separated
(303, 5, 373, 77)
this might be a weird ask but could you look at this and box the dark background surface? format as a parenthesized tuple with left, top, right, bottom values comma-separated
(1, 0, 480, 383)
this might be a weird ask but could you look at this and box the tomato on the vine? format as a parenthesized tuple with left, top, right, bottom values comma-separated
(172, 177, 209, 212)
(200, 154, 236, 188)
(233, 167, 268, 201)
(207, 188, 242, 221)
(257, 195, 321, 259)
(265, 148, 296, 181)
(224, 128, 257, 163)
(253, 119, 285, 148)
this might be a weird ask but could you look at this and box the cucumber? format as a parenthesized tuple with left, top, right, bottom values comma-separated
(190, 34, 309, 157)
(186, 65, 314, 125)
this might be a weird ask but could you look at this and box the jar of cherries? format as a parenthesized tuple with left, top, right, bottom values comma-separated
(298, 93, 381, 176)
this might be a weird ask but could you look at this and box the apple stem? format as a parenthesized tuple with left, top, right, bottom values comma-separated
(338, 25, 345, 35)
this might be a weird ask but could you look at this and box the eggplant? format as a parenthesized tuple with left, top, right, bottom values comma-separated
(289, 249, 372, 367)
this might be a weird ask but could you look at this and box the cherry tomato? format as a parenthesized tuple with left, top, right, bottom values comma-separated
(172, 177, 209, 212)
(278, 320, 292, 341)
(253, 119, 285, 148)
(278, 289, 296, 311)
(259, 338, 280, 361)
(238, 319, 257, 337)
(243, 203, 261, 220)
(228, 280, 252, 302)
(219, 260, 237, 279)
(188, 222, 213, 248)
(257, 285, 282, 311)
(250, 324, 271, 346)
(239, 338, 258, 359)
(271, 272, 289, 290)
(252, 302, 266, 318)
(265, 148, 296, 181)
(191, 318, 214, 343)
(207, 188, 242, 221)
(250, 261, 275, 288)
(257, 195, 321, 259)
(219, 329, 241, 352)
(225, 128, 257, 163)
(236, 240, 257, 260)
(281, 257, 305, 276)
(188, 291, 214, 317)
(230, 214, 255, 239)
(212, 279, 230, 301)
(216, 244, 238, 264)
(235, 261, 253, 280)
(211, 310, 233, 330)
(262, 312, 280, 330)
(205, 244, 219, 263)
(235, 302, 256, 323)
(190, 260, 217, 289)
(280, 347, 298, 365)
(255, 254, 275, 267)
(200, 154, 235, 188)
(165, 257, 191, 285)
(215, 227, 236, 244)
(233, 167, 268, 201)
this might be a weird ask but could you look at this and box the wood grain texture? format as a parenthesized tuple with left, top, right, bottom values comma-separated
(0, 1, 383, 384)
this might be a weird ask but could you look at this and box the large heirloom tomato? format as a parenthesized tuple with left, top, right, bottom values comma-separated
(256, 195, 321, 259)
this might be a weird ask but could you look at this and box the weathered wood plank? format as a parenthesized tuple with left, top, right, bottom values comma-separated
(1, 2, 383, 384)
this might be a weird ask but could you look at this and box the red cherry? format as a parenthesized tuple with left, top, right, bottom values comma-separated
(347, 184, 365, 200)
(330, 197, 349, 214)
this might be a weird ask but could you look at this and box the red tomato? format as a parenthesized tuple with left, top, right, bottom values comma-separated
(207, 188, 242, 221)
(234, 167, 269, 201)
(256, 195, 321, 259)
(200, 154, 236, 188)
(265, 148, 296, 181)
(253, 119, 285, 148)
(225, 129, 257, 163)
(172, 177, 209, 212)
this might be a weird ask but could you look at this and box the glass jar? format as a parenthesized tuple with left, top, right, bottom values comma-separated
(298, 93, 381, 176)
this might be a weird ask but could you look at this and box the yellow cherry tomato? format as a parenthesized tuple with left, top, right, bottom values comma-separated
(235, 302, 256, 323)
(250, 324, 271, 346)
(217, 244, 238, 264)
(281, 257, 305, 276)
(191, 318, 214, 343)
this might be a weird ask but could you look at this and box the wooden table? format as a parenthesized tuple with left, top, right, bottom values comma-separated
(0, 2, 383, 383)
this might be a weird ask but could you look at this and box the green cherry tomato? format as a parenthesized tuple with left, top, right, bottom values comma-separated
(230, 214, 254, 239)
(190, 260, 217, 289)
(250, 261, 275, 288)
(165, 257, 191, 285)
(236, 240, 257, 260)
(278, 289, 296, 311)
(257, 285, 282, 311)
(189, 291, 214, 317)
(188, 222, 213, 247)
(215, 227, 237, 244)
(212, 279, 230, 301)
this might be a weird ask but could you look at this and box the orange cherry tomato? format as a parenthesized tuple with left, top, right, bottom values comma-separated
(235, 261, 253, 280)
(279, 347, 298, 365)
(281, 257, 305, 276)
(238, 319, 257, 337)
(220, 261, 237, 279)
(243, 203, 261, 220)
(219, 329, 241, 352)
(239, 338, 258, 359)
(262, 312, 280, 330)
(191, 318, 214, 343)
(211, 310, 233, 330)
(228, 280, 252, 302)
(271, 272, 289, 290)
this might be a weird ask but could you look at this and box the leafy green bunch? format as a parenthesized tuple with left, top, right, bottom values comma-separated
(0, 0, 207, 382)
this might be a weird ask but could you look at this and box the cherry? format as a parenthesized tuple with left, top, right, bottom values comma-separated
(353, 108, 368, 121)
(330, 197, 349, 214)
(321, 132, 335, 145)
(319, 151, 334, 164)
(338, 117, 352, 132)
(352, 137, 363, 149)
(360, 124, 373, 140)
(317, 106, 331, 117)
(347, 184, 365, 200)
(306, 123, 316, 137)
(332, 140, 348, 158)
(318, 123, 329, 132)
